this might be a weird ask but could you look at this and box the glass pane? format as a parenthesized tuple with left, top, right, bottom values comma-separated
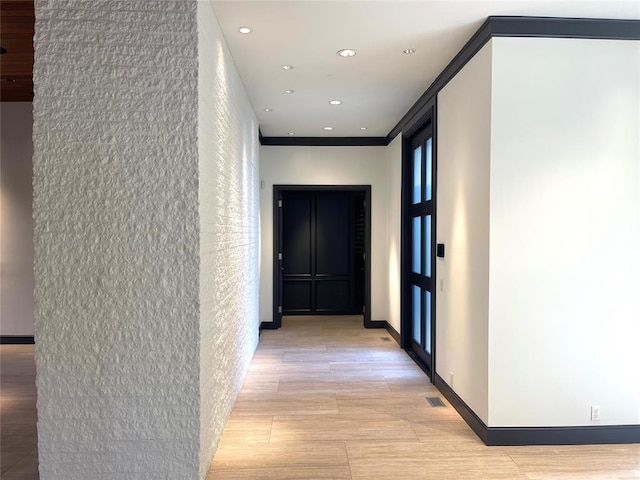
(413, 286, 421, 344)
(424, 137, 433, 201)
(413, 146, 422, 204)
(412, 216, 421, 274)
(424, 291, 431, 354)
(425, 215, 431, 277)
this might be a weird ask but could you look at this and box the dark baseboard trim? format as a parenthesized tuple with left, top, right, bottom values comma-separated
(434, 374, 640, 446)
(364, 319, 387, 329)
(259, 321, 278, 333)
(385, 322, 400, 345)
(260, 136, 388, 147)
(0, 336, 35, 345)
(487, 424, 640, 446)
(434, 373, 490, 443)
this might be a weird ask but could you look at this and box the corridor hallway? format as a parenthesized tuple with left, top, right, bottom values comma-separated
(205, 316, 640, 479)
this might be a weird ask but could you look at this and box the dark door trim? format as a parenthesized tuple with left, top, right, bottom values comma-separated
(273, 185, 372, 328)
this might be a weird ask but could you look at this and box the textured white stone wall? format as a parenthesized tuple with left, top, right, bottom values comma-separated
(32, 1, 258, 478)
(197, 3, 260, 478)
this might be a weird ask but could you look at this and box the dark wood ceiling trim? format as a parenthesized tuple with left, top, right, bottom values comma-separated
(260, 136, 388, 147)
(386, 16, 640, 142)
(489, 16, 640, 40)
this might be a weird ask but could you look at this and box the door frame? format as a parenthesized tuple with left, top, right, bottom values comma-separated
(273, 185, 372, 328)
(401, 99, 437, 379)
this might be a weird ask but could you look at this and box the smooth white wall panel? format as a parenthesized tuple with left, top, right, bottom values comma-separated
(436, 42, 492, 423)
(259, 146, 389, 324)
(488, 37, 640, 427)
(386, 135, 403, 333)
(0, 103, 34, 336)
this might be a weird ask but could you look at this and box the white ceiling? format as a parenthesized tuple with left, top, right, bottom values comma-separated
(212, 1, 639, 138)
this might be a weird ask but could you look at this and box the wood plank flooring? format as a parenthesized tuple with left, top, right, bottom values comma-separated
(206, 315, 640, 480)
(0, 344, 38, 479)
(1, 317, 638, 479)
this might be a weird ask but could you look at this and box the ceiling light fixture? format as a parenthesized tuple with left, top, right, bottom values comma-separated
(337, 49, 356, 58)
(323, 126, 334, 131)
(238, 26, 252, 34)
(282, 65, 293, 70)
(402, 48, 416, 54)
(360, 127, 368, 130)
(329, 100, 342, 105)
(284, 89, 295, 94)
(264, 108, 273, 112)
(288, 132, 295, 136)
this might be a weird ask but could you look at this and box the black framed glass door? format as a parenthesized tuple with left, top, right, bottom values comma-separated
(407, 122, 435, 372)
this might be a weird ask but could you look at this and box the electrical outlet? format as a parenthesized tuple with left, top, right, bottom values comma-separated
(450, 372, 454, 387)
(591, 405, 600, 421)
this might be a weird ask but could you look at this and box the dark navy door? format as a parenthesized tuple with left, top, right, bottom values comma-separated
(281, 190, 364, 315)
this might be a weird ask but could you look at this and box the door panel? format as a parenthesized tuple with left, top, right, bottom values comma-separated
(281, 191, 362, 315)
(316, 280, 350, 312)
(283, 281, 312, 312)
(407, 122, 435, 374)
(282, 192, 312, 275)
(316, 193, 350, 275)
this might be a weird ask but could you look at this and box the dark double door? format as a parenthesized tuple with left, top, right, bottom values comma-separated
(280, 190, 365, 316)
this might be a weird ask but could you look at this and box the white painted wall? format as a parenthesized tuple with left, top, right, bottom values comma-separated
(197, 3, 259, 478)
(385, 135, 403, 333)
(488, 37, 640, 427)
(259, 146, 389, 324)
(0, 103, 34, 336)
(436, 42, 492, 423)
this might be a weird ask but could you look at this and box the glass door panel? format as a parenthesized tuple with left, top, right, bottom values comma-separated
(412, 286, 421, 344)
(425, 215, 432, 278)
(413, 146, 422, 204)
(412, 216, 421, 274)
(424, 290, 431, 354)
(407, 122, 435, 375)
(425, 138, 433, 202)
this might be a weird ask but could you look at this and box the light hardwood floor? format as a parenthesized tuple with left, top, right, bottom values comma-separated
(206, 315, 640, 480)
(1, 317, 638, 479)
(0, 345, 38, 479)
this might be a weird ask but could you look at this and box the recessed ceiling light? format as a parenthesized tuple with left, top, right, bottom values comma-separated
(402, 48, 416, 54)
(323, 126, 334, 131)
(282, 65, 294, 70)
(337, 49, 356, 58)
(0, 47, 7, 55)
(264, 108, 273, 112)
(360, 127, 368, 130)
(238, 26, 252, 34)
(284, 89, 295, 94)
(288, 132, 295, 136)
(329, 100, 342, 105)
